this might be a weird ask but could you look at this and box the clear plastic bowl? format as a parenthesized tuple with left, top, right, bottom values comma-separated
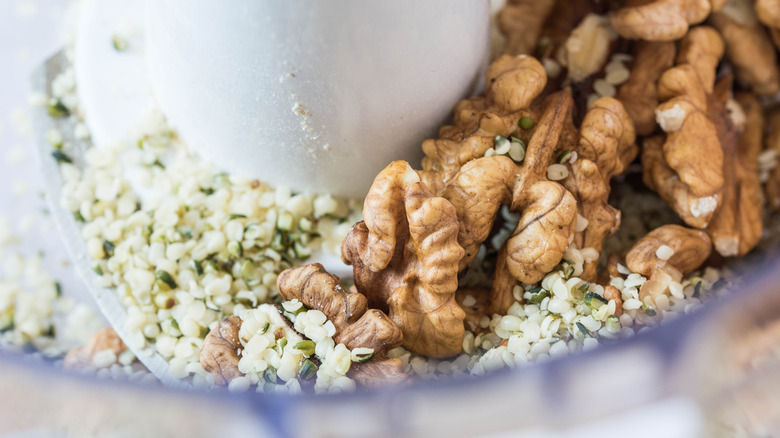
(2, 248, 778, 437)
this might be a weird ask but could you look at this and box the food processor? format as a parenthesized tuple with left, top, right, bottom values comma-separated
(3, 0, 780, 436)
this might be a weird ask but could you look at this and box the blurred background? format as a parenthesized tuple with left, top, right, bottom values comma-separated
(0, 0, 87, 306)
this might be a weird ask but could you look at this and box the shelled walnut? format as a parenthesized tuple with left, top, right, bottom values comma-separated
(277, 264, 406, 386)
(562, 97, 637, 281)
(200, 316, 243, 386)
(643, 27, 726, 229)
(616, 41, 676, 136)
(644, 25, 764, 257)
(611, 0, 714, 41)
(342, 161, 466, 358)
(626, 224, 712, 299)
(709, 0, 780, 96)
(64, 328, 127, 370)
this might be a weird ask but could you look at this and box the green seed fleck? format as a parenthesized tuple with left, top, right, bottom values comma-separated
(51, 151, 73, 164)
(111, 34, 128, 51)
(518, 116, 534, 130)
(293, 241, 312, 260)
(584, 292, 609, 310)
(559, 260, 575, 279)
(293, 340, 316, 356)
(176, 226, 193, 239)
(298, 359, 319, 380)
(529, 287, 549, 304)
(354, 352, 374, 363)
(263, 366, 278, 384)
(576, 322, 591, 338)
(102, 240, 115, 258)
(46, 98, 69, 117)
(240, 259, 257, 280)
(155, 270, 178, 290)
(227, 241, 243, 258)
(191, 259, 204, 276)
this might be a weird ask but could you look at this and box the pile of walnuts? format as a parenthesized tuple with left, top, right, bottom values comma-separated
(202, 0, 779, 388)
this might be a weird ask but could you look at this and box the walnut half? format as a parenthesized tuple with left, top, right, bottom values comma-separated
(200, 315, 242, 386)
(342, 161, 466, 358)
(626, 224, 712, 300)
(611, 0, 712, 41)
(278, 263, 407, 386)
(63, 328, 127, 370)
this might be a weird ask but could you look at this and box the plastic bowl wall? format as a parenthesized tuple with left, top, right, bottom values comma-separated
(1, 251, 779, 437)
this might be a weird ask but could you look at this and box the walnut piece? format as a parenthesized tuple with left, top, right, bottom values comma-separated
(603, 285, 623, 316)
(626, 224, 712, 299)
(277, 263, 406, 386)
(200, 315, 242, 386)
(611, 0, 712, 41)
(484, 90, 580, 313)
(432, 84, 632, 312)
(565, 160, 620, 281)
(421, 55, 547, 187)
(756, 0, 780, 48)
(342, 161, 466, 358)
(277, 263, 368, 328)
(706, 92, 763, 257)
(497, 0, 556, 56)
(765, 108, 780, 211)
(425, 57, 570, 276)
(63, 328, 126, 370)
(564, 14, 614, 82)
(644, 27, 726, 229)
(646, 24, 764, 257)
(577, 97, 638, 181)
(756, 0, 780, 29)
(505, 91, 578, 284)
(498, 0, 594, 68)
(442, 156, 516, 271)
(201, 307, 305, 387)
(616, 41, 676, 136)
(709, 0, 780, 96)
(562, 97, 637, 281)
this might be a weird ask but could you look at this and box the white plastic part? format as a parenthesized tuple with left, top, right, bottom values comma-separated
(144, 0, 491, 199)
(74, 0, 153, 149)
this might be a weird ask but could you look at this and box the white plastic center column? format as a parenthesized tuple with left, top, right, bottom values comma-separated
(145, 0, 491, 199)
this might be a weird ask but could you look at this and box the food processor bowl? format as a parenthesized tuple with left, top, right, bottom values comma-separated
(2, 251, 779, 437)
